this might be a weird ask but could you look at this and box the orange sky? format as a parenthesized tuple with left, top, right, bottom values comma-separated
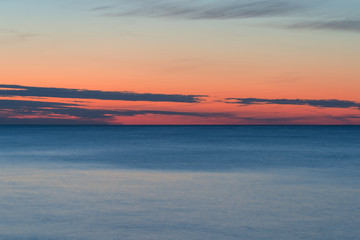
(1, 0, 360, 124)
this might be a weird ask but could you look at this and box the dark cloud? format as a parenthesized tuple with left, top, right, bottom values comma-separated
(0, 99, 106, 124)
(0, 99, 232, 124)
(289, 19, 360, 32)
(226, 98, 360, 110)
(232, 116, 316, 125)
(0, 84, 205, 103)
(0, 116, 107, 125)
(233, 115, 359, 125)
(1, 98, 358, 125)
(93, 0, 306, 20)
(0, 99, 77, 109)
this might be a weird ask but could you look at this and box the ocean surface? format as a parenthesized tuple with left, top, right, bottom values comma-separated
(0, 126, 359, 240)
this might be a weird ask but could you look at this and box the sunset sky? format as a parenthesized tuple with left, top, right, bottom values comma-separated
(1, 0, 360, 124)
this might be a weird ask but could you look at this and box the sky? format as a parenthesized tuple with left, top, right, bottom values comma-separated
(1, 0, 360, 125)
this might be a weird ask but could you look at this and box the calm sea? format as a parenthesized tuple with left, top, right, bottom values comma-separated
(0, 126, 359, 240)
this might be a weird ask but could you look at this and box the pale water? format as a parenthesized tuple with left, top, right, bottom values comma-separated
(0, 126, 359, 239)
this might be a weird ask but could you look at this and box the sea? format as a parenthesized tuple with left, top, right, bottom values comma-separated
(0, 126, 359, 240)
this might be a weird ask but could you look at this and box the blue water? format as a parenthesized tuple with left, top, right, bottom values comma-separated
(0, 126, 359, 239)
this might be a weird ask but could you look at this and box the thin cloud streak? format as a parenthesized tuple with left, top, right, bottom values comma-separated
(289, 19, 360, 32)
(93, 0, 307, 20)
(0, 99, 233, 124)
(1, 98, 359, 125)
(0, 84, 206, 103)
(1, 86, 360, 124)
(226, 98, 360, 110)
(0, 116, 107, 125)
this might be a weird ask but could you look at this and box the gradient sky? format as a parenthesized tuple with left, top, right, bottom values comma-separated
(1, 0, 360, 124)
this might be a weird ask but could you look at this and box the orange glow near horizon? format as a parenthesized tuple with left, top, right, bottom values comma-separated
(1, 1, 360, 124)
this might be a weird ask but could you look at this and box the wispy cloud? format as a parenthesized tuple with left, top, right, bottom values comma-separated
(288, 19, 360, 32)
(93, 0, 307, 20)
(0, 84, 206, 103)
(0, 99, 232, 124)
(226, 98, 360, 110)
(92, 0, 360, 34)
